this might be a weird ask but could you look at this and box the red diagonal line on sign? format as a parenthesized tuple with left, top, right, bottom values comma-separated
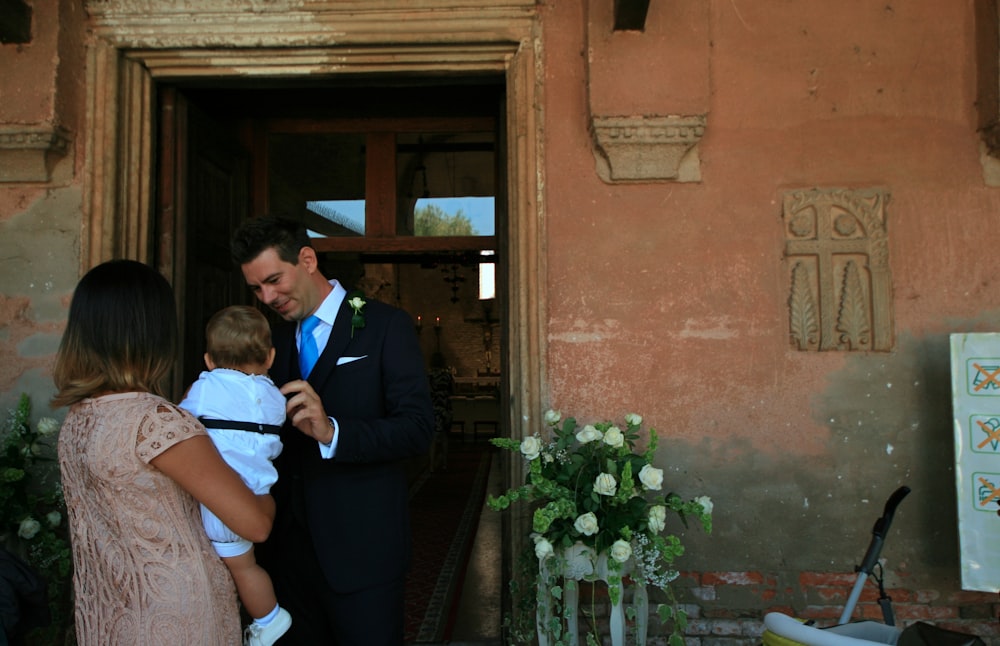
(977, 477, 1000, 507)
(976, 419, 1000, 449)
(972, 363, 1000, 392)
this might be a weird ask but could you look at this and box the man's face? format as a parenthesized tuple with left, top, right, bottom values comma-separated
(241, 247, 317, 322)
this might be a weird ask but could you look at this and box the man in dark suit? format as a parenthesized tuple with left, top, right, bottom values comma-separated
(230, 217, 434, 645)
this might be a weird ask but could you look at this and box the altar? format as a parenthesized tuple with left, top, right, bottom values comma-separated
(450, 376, 500, 440)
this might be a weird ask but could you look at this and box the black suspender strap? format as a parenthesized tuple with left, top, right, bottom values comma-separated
(198, 417, 282, 435)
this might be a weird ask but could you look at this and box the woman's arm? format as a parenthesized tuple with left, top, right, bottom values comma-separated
(151, 435, 274, 543)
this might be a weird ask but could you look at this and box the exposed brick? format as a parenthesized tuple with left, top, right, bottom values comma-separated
(691, 586, 717, 601)
(681, 603, 702, 619)
(947, 589, 1000, 605)
(799, 571, 857, 587)
(703, 571, 766, 586)
(801, 605, 847, 620)
(891, 604, 958, 621)
(959, 603, 998, 619)
(685, 619, 711, 636)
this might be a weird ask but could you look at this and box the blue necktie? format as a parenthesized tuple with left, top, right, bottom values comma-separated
(299, 315, 321, 378)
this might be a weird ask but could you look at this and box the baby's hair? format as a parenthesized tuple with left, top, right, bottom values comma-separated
(205, 305, 272, 369)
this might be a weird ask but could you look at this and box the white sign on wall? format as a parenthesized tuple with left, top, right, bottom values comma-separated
(950, 333, 1000, 592)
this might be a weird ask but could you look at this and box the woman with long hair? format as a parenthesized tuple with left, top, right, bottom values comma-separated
(53, 259, 275, 645)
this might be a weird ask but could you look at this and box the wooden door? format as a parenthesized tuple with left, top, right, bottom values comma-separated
(158, 87, 251, 398)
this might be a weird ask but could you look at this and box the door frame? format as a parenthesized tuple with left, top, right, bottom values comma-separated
(82, 2, 546, 628)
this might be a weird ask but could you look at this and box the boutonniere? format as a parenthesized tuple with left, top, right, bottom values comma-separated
(347, 292, 366, 338)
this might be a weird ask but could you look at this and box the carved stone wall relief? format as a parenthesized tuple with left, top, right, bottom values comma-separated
(783, 188, 893, 352)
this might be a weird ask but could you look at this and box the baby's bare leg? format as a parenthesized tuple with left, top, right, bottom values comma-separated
(222, 546, 278, 619)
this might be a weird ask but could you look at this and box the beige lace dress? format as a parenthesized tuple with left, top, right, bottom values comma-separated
(58, 392, 240, 645)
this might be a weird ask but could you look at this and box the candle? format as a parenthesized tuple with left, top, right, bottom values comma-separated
(435, 316, 441, 328)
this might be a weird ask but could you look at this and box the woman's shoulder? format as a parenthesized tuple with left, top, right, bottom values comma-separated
(133, 395, 205, 462)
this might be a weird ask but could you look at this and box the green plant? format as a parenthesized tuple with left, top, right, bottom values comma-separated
(1, 393, 72, 644)
(489, 409, 712, 646)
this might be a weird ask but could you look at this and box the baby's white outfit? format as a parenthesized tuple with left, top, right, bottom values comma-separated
(179, 368, 285, 558)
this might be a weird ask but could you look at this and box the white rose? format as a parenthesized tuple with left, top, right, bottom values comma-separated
(610, 539, 632, 563)
(638, 464, 664, 491)
(348, 296, 365, 310)
(18, 518, 40, 540)
(696, 495, 714, 515)
(576, 425, 603, 444)
(625, 413, 642, 427)
(46, 511, 61, 528)
(36, 417, 60, 436)
(593, 472, 617, 497)
(520, 435, 542, 461)
(544, 409, 561, 425)
(574, 512, 599, 536)
(534, 536, 554, 561)
(648, 505, 666, 533)
(603, 426, 624, 448)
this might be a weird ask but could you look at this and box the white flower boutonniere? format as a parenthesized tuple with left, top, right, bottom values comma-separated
(347, 293, 366, 338)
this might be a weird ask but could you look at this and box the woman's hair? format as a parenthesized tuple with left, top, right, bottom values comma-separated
(205, 305, 272, 369)
(230, 216, 311, 266)
(51, 259, 178, 407)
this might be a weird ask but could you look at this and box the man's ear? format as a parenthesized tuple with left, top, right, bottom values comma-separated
(265, 347, 276, 370)
(299, 246, 319, 274)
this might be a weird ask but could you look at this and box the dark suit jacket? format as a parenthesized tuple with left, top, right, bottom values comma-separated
(268, 293, 434, 593)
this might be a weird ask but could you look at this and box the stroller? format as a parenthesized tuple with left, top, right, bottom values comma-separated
(761, 486, 985, 646)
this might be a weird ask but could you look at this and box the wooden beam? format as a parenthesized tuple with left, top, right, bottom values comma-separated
(312, 234, 495, 254)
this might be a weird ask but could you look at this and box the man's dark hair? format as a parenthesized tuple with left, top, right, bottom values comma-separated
(230, 216, 312, 266)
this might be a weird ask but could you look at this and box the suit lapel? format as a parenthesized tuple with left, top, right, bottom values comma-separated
(307, 298, 354, 387)
(272, 322, 298, 384)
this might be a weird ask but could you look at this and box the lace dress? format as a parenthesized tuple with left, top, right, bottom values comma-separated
(58, 392, 240, 646)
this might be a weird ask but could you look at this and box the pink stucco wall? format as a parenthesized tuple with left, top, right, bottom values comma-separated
(1, 0, 999, 640)
(542, 0, 1000, 634)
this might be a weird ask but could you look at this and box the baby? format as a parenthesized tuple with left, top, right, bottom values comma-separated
(180, 305, 291, 646)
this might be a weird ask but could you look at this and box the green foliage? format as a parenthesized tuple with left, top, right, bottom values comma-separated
(1, 394, 73, 645)
(490, 409, 713, 645)
(414, 203, 477, 236)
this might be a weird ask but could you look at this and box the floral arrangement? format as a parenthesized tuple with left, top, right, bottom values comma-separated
(1, 393, 72, 644)
(347, 292, 366, 337)
(488, 409, 712, 645)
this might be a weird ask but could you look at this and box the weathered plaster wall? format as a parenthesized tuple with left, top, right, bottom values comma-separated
(0, 0, 86, 419)
(1, 0, 999, 641)
(542, 0, 1000, 636)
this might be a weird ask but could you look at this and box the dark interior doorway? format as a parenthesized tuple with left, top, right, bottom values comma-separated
(157, 79, 506, 391)
(155, 76, 507, 642)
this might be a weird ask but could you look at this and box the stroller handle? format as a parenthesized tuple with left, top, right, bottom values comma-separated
(858, 486, 910, 574)
(839, 486, 911, 625)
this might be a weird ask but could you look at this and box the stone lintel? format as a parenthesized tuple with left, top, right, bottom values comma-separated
(591, 115, 705, 183)
(0, 125, 71, 183)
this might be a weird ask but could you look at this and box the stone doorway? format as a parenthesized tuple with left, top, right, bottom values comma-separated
(81, 1, 547, 633)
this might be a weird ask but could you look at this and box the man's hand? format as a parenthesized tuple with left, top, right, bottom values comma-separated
(280, 379, 335, 444)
